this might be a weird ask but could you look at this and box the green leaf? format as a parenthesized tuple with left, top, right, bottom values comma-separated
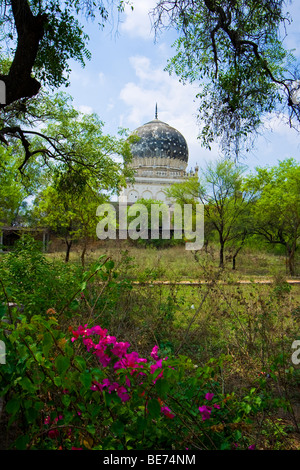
(15, 435, 30, 450)
(80, 371, 92, 389)
(55, 354, 70, 376)
(20, 377, 36, 393)
(86, 424, 96, 435)
(111, 420, 124, 437)
(155, 378, 169, 398)
(136, 416, 147, 433)
(74, 355, 86, 371)
(54, 376, 62, 387)
(42, 332, 53, 357)
(147, 399, 161, 419)
(6, 397, 21, 416)
(62, 394, 71, 407)
(220, 441, 231, 450)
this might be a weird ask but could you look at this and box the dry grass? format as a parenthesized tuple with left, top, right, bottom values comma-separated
(45, 237, 298, 282)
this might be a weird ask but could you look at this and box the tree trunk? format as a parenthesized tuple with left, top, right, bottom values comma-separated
(65, 240, 72, 263)
(287, 243, 296, 276)
(1, 0, 47, 108)
(219, 242, 224, 268)
(232, 232, 247, 270)
(81, 242, 87, 268)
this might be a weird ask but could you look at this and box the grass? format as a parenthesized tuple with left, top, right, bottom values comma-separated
(45, 236, 298, 281)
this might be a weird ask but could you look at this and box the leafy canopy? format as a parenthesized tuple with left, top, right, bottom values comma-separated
(152, 0, 299, 157)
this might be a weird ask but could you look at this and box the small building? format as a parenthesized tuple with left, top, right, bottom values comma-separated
(0, 226, 50, 251)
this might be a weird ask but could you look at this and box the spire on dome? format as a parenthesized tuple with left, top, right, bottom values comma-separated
(155, 103, 158, 119)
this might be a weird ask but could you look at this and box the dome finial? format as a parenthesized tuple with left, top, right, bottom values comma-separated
(155, 103, 158, 119)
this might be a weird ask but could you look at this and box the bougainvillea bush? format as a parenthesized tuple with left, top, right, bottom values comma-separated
(0, 304, 278, 450)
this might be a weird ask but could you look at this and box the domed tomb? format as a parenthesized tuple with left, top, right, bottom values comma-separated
(130, 118, 189, 162)
(119, 109, 189, 204)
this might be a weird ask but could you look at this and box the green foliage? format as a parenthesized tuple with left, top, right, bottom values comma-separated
(0, 238, 298, 450)
(0, 308, 269, 450)
(0, 0, 126, 90)
(127, 198, 183, 249)
(0, 146, 28, 225)
(166, 160, 253, 268)
(153, 0, 297, 156)
(0, 235, 82, 317)
(245, 158, 300, 275)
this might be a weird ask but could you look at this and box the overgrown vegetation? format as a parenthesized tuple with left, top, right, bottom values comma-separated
(0, 236, 299, 450)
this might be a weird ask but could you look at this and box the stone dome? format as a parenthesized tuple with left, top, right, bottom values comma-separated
(130, 118, 189, 163)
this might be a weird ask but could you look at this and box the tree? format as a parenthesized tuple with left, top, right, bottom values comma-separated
(166, 159, 254, 269)
(1, 91, 134, 183)
(0, 145, 37, 225)
(152, 0, 300, 157)
(0, 0, 131, 171)
(33, 171, 107, 265)
(0, 0, 127, 108)
(126, 198, 179, 248)
(245, 158, 300, 276)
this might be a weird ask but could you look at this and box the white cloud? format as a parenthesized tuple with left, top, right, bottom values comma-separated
(119, 55, 219, 169)
(98, 72, 105, 83)
(120, 0, 157, 39)
(77, 104, 93, 114)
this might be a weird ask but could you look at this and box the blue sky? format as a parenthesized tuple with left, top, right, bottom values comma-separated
(60, 0, 300, 174)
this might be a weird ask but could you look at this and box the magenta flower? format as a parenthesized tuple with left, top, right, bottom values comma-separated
(44, 416, 51, 425)
(90, 381, 104, 392)
(205, 393, 214, 401)
(198, 405, 212, 421)
(161, 406, 175, 419)
(117, 385, 130, 402)
(150, 358, 163, 374)
(48, 429, 59, 439)
(93, 347, 111, 367)
(114, 351, 147, 371)
(111, 341, 131, 358)
(82, 337, 95, 352)
(151, 345, 159, 361)
(248, 445, 256, 450)
(87, 326, 107, 337)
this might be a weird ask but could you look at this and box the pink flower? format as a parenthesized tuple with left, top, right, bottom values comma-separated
(82, 337, 95, 352)
(161, 406, 175, 419)
(90, 381, 105, 392)
(93, 346, 111, 367)
(48, 429, 59, 439)
(114, 351, 147, 371)
(87, 326, 107, 337)
(248, 445, 256, 450)
(198, 405, 212, 421)
(111, 341, 131, 358)
(151, 345, 159, 361)
(125, 376, 131, 387)
(117, 385, 130, 402)
(150, 358, 163, 374)
(205, 393, 214, 401)
(44, 416, 51, 425)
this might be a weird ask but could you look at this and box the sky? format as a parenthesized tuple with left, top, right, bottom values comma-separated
(60, 0, 300, 175)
